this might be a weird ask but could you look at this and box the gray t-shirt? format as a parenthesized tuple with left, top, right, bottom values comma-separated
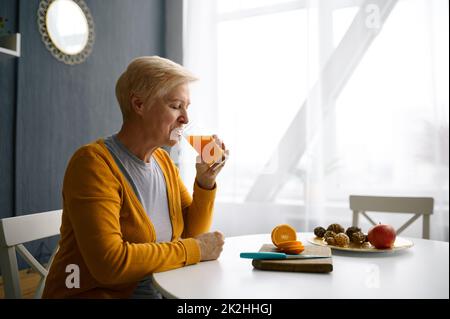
(104, 134, 174, 299)
(104, 134, 172, 242)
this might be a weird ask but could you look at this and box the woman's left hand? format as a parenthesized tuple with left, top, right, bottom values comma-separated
(195, 135, 229, 190)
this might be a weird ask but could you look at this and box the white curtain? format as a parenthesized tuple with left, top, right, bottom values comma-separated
(179, 0, 449, 240)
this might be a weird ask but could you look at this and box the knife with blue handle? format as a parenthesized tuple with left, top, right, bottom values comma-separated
(240, 252, 329, 260)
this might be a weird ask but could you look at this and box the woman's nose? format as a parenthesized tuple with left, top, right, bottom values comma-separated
(179, 109, 189, 124)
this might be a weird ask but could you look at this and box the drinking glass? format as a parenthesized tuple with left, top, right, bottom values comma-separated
(180, 123, 224, 165)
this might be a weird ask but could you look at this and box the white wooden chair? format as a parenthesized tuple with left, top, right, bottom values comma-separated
(349, 195, 434, 239)
(0, 210, 62, 299)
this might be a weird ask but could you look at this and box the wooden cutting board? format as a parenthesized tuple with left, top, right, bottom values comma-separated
(252, 244, 333, 273)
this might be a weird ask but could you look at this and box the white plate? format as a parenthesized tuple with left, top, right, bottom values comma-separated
(308, 236, 413, 253)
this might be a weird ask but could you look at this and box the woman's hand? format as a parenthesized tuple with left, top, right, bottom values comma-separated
(195, 135, 229, 190)
(195, 231, 225, 261)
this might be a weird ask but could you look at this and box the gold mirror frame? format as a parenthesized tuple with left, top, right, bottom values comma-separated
(37, 0, 95, 65)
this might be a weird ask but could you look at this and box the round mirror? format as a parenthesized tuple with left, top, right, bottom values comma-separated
(38, 0, 95, 65)
(46, 0, 88, 55)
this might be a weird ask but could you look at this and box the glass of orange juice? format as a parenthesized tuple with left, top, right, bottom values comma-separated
(186, 135, 224, 165)
(177, 122, 225, 165)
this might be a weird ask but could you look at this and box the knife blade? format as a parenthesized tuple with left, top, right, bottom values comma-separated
(240, 252, 329, 260)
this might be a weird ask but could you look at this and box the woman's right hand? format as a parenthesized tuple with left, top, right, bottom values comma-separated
(194, 231, 225, 261)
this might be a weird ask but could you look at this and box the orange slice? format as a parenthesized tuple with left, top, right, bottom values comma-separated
(277, 239, 305, 254)
(271, 224, 297, 247)
(283, 246, 305, 254)
(278, 246, 304, 252)
(278, 243, 304, 251)
(276, 240, 303, 249)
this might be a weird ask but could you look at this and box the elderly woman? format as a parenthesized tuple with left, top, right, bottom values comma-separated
(42, 56, 227, 298)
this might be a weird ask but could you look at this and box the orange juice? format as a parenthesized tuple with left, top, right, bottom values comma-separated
(186, 135, 224, 165)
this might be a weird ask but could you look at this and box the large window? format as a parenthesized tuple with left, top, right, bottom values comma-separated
(217, 8, 309, 201)
(332, 0, 449, 200)
(183, 0, 449, 239)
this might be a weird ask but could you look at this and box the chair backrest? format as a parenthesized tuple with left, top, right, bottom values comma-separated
(0, 210, 62, 299)
(349, 195, 434, 239)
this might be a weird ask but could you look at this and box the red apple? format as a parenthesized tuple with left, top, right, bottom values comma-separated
(368, 224, 397, 249)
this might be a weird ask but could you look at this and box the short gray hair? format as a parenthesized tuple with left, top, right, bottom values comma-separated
(115, 56, 197, 120)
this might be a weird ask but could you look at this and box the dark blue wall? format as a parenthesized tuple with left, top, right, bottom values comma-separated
(0, 0, 18, 220)
(1, 0, 165, 269)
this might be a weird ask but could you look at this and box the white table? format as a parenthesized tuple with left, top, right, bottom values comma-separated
(152, 233, 449, 299)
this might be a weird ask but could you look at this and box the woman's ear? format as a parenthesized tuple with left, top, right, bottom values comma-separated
(130, 94, 145, 116)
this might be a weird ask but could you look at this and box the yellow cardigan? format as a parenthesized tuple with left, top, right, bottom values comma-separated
(42, 139, 216, 298)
